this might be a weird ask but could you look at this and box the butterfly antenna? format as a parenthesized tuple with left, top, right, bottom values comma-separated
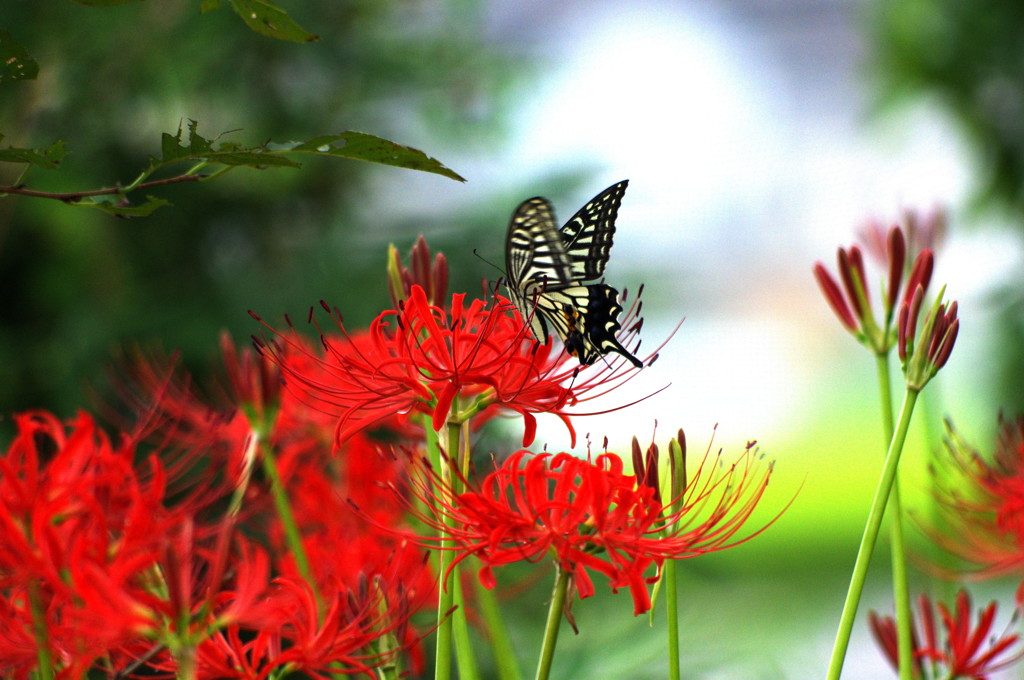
(472, 248, 507, 278)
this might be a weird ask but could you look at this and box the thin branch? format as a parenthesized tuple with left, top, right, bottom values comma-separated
(0, 173, 207, 201)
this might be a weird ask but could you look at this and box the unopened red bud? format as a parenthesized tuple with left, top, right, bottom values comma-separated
(933, 318, 959, 369)
(886, 227, 906, 311)
(433, 252, 449, 304)
(814, 263, 858, 331)
(903, 250, 934, 309)
(897, 302, 910, 362)
(838, 248, 865, 319)
(412, 236, 429, 282)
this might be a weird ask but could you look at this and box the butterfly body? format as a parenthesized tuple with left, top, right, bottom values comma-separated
(504, 180, 643, 368)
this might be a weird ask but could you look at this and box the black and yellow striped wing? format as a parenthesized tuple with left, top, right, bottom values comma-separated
(504, 180, 642, 368)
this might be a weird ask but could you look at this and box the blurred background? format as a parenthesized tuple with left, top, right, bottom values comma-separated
(3, 0, 1024, 678)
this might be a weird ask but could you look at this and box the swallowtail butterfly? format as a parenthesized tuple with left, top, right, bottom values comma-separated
(504, 180, 643, 368)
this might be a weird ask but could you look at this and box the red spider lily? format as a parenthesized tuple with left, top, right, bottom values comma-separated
(0, 411, 172, 675)
(252, 283, 657, 448)
(814, 224, 934, 353)
(275, 435, 436, 612)
(0, 411, 281, 679)
(928, 416, 1024, 578)
(401, 443, 777, 616)
(870, 589, 1023, 679)
(170, 575, 422, 680)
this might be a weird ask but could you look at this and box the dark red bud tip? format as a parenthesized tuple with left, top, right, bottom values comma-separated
(897, 301, 909, 362)
(886, 227, 906, 310)
(248, 309, 261, 321)
(433, 252, 449, 305)
(412, 235, 430, 288)
(945, 300, 958, 325)
(631, 436, 643, 477)
(933, 318, 959, 369)
(814, 263, 857, 331)
(849, 246, 867, 295)
(837, 249, 864, 319)
(903, 250, 934, 309)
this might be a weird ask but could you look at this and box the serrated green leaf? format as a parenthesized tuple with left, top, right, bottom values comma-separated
(0, 138, 69, 169)
(228, 0, 319, 43)
(67, 0, 146, 5)
(273, 132, 466, 182)
(80, 195, 172, 217)
(0, 30, 39, 84)
(151, 121, 301, 171)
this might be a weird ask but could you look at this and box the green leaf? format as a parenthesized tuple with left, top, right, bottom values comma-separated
(274, 132, 467, 182)
(0, 30, 39, 84)
(151, 121, 301, 171)
(152, 122, 463, 181)
(78, 195, 172, 217)
(200, 0, 221, 11)
(0, 136, 69, 170)
(227, 0, 319, 43)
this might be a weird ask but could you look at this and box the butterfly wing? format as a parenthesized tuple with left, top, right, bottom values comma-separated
(505, 196, 573, 342)
(504, 180, 642, 368)
(533, 284, 643, 368)
(558, 180, 628, 280)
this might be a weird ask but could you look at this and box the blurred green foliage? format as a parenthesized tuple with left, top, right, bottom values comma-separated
(0, 0, 520, 419)
(869, 0, 1024, 414)
(869, 0, 1024, 215)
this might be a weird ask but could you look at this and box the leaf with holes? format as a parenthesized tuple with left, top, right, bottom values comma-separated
(149, 121, 300, 172)
(79, 195, 173, 218)
(273, 132, 467, 182)
(0, 136, 69, 170)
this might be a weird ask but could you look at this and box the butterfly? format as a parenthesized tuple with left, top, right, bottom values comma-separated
(504, 179, 643, 368)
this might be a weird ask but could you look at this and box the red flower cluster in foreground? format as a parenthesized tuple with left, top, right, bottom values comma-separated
(252, 284, 655, 448)
(870, 590, 1023, 680)
(404, 444, 775, 616)
(0, 402, 431, 678)
(930, 416, 1024, 579)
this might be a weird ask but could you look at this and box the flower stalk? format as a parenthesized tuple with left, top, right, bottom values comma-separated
(826, 387, 920, 680)
(259, 440, 318, 604)
(534, 567, 571, 680)
(876, 355, 914, 680)
(28, 579, 54, 680)
(432, 422, 458, 680)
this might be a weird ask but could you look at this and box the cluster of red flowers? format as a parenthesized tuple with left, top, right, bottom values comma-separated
(0, 336, 433, 679)
(930, 416, 1024, 581)
(1, 239, 778, 679)
(251, 283, 652, 449)
(870, 590, 1023, 680)
(397, 434, 776, 616)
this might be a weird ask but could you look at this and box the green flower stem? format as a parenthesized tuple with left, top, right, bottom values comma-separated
(875, 356, 914, 680)
(665, 558, 681, 680)
(534, 567, 570, 680)
(258, 440, 317, 603)
(432, 422, 460, 680)
(474, 566, 524, 680)
(826, 387, 920, 680)
(28, 579, 54, 680)
(174, 644, 197, 680)
(452, 571, 481, 680)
